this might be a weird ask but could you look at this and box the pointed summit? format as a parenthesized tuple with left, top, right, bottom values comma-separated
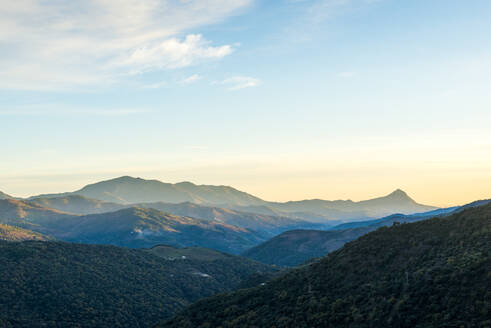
(388, 189, 410, 198)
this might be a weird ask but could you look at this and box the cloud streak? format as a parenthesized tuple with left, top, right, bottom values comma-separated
(0, 0, 252, 90)
(220, 76, 262, 90)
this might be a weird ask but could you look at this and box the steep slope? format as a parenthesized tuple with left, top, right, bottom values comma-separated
(29, 195, 126, 214)
(136, 201, 325, 235)
(0, 191, 13, 199)
(0, 241, 275, 328)
(242, 229, 363, 267)
(0, 199, 74, 233)
(53, 207, 266, 254)
(0, 224, 52, 241)
(162, 202, 491, 328)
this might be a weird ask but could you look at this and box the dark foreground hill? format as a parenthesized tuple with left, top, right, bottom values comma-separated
(0, 241, 275, 328)
(161, 202, 491, 328)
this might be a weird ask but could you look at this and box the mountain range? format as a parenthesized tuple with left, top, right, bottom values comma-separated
(0, 199, 267, 254)
(243, 200, 488, 266)
(28, 196, 327, 235)
(25, 176, 437, 222)
(162, 202, 491, 327)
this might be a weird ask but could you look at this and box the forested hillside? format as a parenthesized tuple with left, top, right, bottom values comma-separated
(162, 203, 491, 328)
(0, 241, 275, 328)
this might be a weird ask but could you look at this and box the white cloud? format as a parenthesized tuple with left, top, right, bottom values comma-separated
(180, 74, 203, 85)
(220, 76, 261, 90)
(0, 0, 252, 90)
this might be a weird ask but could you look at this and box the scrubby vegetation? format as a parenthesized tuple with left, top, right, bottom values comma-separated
(162, 203, 491, 328)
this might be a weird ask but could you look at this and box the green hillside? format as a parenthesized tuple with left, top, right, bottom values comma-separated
(54, 207, 265, 254)
(0, 241, 275, 328)
(0, 224, 52, 241)
(162, 202, 491, 328)
(29, 195, 125, 215)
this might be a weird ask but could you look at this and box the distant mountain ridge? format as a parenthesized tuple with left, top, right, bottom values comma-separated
(243, 199, 488, 266)
(0, 199, 266, 254)
(27, 196, 327, 236)
(162, 202, 491, 328)
(30, 176, 266, 206)
(0, 191, 13, 200)
(27, 176, 437, 222)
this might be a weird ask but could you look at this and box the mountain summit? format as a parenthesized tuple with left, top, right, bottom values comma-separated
(31, 176, 266, 206)
(28, 177, 436, 222)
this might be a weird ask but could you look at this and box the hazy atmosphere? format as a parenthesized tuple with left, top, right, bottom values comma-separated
(1, 2, 491, 327)
(2, 0, 491, 205)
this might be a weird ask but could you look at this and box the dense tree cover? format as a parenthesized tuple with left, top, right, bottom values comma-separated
(162, 203, 491, 328)
(0, 241, 275, 328)
(242, 229, 364, 267)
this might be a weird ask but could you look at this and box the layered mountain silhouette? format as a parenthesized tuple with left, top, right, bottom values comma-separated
(0, 199, 74, 233)
(28, 176, 437, 222)
(30, 195, 126, 215)
(31, 176, 265, 206)
(0, 199, 266, 254)
(242, 201, 483, 266)
(162, 202, 491, 328)
(54, 207, 265, 254)
(27, 196, 327, 235)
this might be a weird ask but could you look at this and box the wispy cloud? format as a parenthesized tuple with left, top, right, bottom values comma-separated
(220, 76, 262, 90)
(0, 0, 252, 90)
(0, 105, 152, 116)
(180, 74, 203, 85)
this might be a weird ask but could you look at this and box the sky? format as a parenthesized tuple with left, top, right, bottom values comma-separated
(1, 0, 491, 207)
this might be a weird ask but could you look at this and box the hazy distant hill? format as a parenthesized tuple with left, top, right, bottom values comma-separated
(27, 176, 437, 222)
(0, 241, 275, 328)
(27, 195, 325, 235)
(135, 201, 326, 235)
(0, 199, 74, 233)
(30, 195, 126, 214)
(163, 202, 491, 328)
(52, 207, 266, 254)
(0, 191, 13, 200)
(267, 189, 437, 221)
(0, 199, 267, 253)
(31, 176, 266, 206)
(0, 224, 52, 241)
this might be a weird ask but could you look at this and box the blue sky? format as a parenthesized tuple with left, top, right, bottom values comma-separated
(1, 0, 491, 206)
